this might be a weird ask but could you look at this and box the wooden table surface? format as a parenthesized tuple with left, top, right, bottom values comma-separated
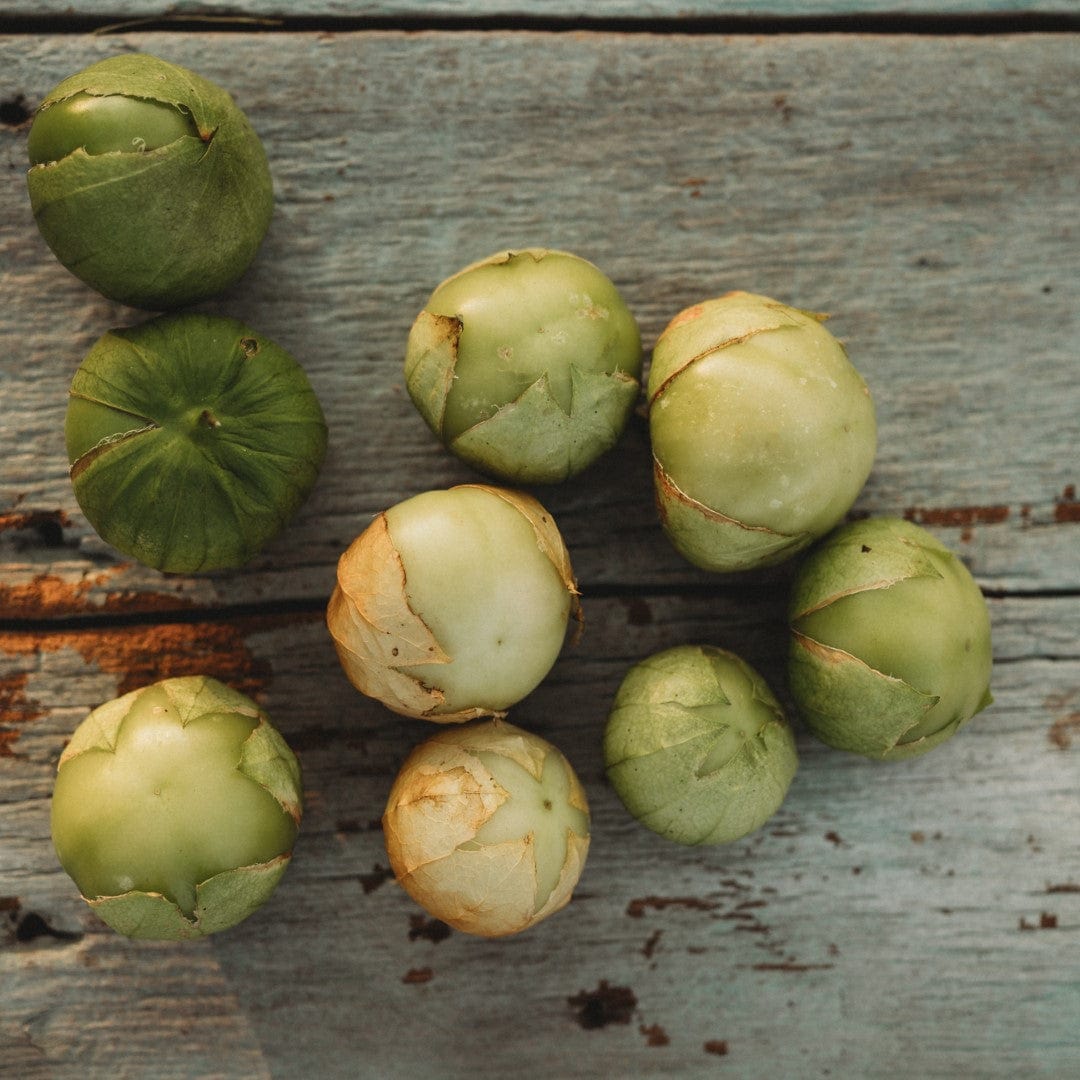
(2, 4, 1078, 1078)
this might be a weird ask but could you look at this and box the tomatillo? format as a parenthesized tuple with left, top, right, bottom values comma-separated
(648, 292, 877, 572)
(604, 645, 798, 845)
(404, 248, 643, 483)
(789, 517, 994, 760)
(51, 676, 303, 940)
(65, 312, 327, 574)
(327, 484, 580, 722)
(26, 53, 273, 309)
(383, 719, 590, 937)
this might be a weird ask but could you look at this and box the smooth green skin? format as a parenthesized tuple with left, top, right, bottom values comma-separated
(51, 676, 302, 939)
(404, 249, 643, 483)
(789, 517, 994, 760)
(472, 748, 590, 910)
(604, 645, 798, 846)
(66, 313, 327, 574)
(649, 293, 876, 572)
(27, 91, 198, 163)
(27, 53, 273, 310)
(385, 487, 572, 714)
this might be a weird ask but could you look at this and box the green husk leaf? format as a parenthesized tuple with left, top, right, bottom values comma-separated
(239, 720, 304, 826)
(789, 632, 939, 759)
(654, 458, 809, 572)
(27, 53, 272, 309)
(789, 517, 947, 619)
(450, 366, 640, 483)
(86, 855, 291, 940)
(67, 313, 326, 574)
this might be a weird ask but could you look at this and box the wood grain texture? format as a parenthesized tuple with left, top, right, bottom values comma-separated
(1, 26, 1078, 1080)
(2, 31, 1078, 602)
(4, 1, 1078, 23)
(2, 595, 1078, 1077)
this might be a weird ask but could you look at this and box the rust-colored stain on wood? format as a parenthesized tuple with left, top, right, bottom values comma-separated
(1055, 485, 1080, 523)
(1048, 712, 1080, 750)
(0, 672, 45, 756)
(904, 505, 1010, 528)
(0, 612, 319, 751)
(1019, 912, 1059, 931)
(0, 508, 71, 539)
(704, 1039, 730, 1056)
(640, 1022, 670, 1047)
(0, 568, 196, 620)
(402, 967, 434, 985)
(626, 896, 719, 918)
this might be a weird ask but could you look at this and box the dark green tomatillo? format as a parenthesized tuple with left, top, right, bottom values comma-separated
(66, 313, 327, 574)
(404, 249, 643, 484)
(789, 517, 994, 760)
(26, 54, 273, 309)
(51, 676, 303, 940)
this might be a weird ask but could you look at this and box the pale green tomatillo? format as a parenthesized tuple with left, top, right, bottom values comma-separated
(788, 516, 994, 760)
(404, 249, 643, 484)
(605, 644, 798, 845)
(648, 292, 877, 572)
(50, 676, 302, 939)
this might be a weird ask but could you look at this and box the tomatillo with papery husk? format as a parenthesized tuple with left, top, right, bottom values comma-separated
(648, 292, 877, 572)
(404, 248, 643, 484)
(789, 517, 994, 760)
(27, 53, 273, 309)
(383, 719, 590, 937)
(65, 312, 327, 574)
(327, 484, 580, 722)
(604, 644, 798, 845)
(50, 676, 302, 940)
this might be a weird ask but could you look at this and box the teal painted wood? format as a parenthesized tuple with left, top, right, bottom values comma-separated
(1, 27, 1078, 1080)
(2, 594, 1078, 1078)
(1, 31, 1077, 600)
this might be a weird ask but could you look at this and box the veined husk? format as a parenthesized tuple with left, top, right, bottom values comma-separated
(604, 644, 798, 845)
(382, 719, 590, 937)
(326, 484, 580, 722)
(27, 53, 272, 310)
(648, 291, 876, 572)
(65, 313, 327, 574)
(52, 676, 302, 940)
(789, 517, 994, 760)
(404, 248, 643, 484)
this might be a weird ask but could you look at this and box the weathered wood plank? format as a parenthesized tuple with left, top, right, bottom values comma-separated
(1, 30, 1077, 612)
(2, 594, 1078, 1077)
(1, 28, 1078, 1078)
(4, 1, 1079, 22)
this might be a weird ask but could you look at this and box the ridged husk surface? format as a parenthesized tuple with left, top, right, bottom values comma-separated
(382, 719, 590, 937)
(27, 53, 273, 309)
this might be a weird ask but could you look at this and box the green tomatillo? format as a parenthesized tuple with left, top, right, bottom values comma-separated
(404, 248, 643, 484)
(65, 312, 327, 574)
(648, 292, 877, 572)
(383, 719, 590, 937)
(50, 676, 303, 940)
(788, 517, 994, 760)
(327, 484, 580, 722)
(26, 53, 273, 309)
(604, 645, 798, 845)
